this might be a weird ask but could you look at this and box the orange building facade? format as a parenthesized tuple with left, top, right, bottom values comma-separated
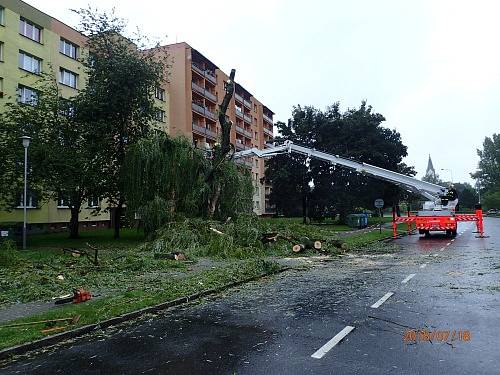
(160, 42, 275, 215)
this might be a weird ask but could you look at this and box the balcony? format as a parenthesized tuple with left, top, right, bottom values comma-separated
(192, 102, 205, 115)
(244, 129, 253, 138)
(235, 142, 247, 150)
(192, 63, 204, 76)
(191, 82, 205, 96)
(205, 71, 216, 84)
(263, 113, 273, 124)
(235, 108, 244, 119)
(205, 109, 217, 121)
(263, 127, 273, 136)
(243, 99, 252, 109)
(206, 128, 217, 139)
(235, 126, 245, 135)
(235, 93, 244, 103)
(205, 90, 217, 102)
(192, 123, 206, 135)
(244, 114, 253, 124)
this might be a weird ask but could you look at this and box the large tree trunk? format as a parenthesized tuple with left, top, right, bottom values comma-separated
(69, 204, 81, 239)
(113, 197, 125, 239)
(208, 184, 222, 218)
(302, 189, 309, 224)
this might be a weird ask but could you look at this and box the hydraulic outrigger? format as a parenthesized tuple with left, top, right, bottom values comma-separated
(234, 141, 485, 238)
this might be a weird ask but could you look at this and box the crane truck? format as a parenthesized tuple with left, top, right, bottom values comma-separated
(234, 141, 485, 238)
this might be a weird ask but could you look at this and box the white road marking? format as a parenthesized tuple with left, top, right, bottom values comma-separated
(439, 247, 445, 251)
(433, 253, 439, 257)
(420, 263, 427, 269)
(446, 242, 451, 246)
(401, 274, 416, 284)
(451, 239, 455, 242)
(371, 292, 394, 308)
(311, 326, 355, 359)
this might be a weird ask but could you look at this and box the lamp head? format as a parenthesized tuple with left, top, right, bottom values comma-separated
(20, 136, 31, 148)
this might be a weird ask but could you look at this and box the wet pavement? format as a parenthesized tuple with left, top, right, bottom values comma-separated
(1, 218, 499, 374)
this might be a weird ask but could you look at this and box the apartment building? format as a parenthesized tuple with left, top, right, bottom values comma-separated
(159, 42, 275, 215)
(0, 1, 273, 232)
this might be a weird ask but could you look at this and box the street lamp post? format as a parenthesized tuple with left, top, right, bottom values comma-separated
(440, 168, 454, 183)
(21, 136, 31, 250)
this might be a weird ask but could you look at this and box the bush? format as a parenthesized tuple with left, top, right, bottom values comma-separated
(0, 240, 20, 267)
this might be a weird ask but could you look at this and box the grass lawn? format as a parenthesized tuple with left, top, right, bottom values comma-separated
(26, 228, 145, 250)
(0, 258, 280, 351)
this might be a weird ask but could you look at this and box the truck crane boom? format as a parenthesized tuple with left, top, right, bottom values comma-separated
(234, 141, 485, 238)
(234, 141, 446, 202)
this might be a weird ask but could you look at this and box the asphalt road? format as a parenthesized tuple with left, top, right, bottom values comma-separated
(1, 218, 499, 375)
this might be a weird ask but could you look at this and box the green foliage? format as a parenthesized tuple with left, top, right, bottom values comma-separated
(471, 133, 500, 197)
(482, 191, 500, 210)
(266, 102, 414, 222)
(217, 162, 254, 219)
(123, 133, 254, 236)
(73, 8, 170, 238)
(149, 215, 264, 259)
(0, 72, 105, 238)
(0, 240, 20, 268)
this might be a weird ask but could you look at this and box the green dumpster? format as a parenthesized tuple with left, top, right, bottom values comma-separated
(346, 214, 368, 229)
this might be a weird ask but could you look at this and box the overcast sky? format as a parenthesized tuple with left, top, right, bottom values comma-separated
(27, 0, 500, 183)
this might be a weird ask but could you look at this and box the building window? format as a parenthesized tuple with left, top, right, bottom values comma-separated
(19, 51, 42, 74)
(57, 194, 70, 208)
(254, 104, 257, 112)
(17, 191, 37, 208)
(59, 68, 78, 88)
(155, 109, 166, 122)
(0, 7, 5, 26)
(155, 87, 165, 101)
(18, 85, 38, 105)
(59, 38, 78, 59)
(0, 42, 4, 61)
(0, 77, 4, 98)
(87, 196, 100, 208)
(19, 18, 42, 43)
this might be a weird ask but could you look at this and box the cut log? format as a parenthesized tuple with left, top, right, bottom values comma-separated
(260, 232, 279, 244)
(314, 241, 322, 250)
(210, 227, 224, 235)
(292, 244, 305, 253)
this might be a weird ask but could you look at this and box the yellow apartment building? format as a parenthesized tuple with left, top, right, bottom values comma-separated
(0, 1, 273, 233)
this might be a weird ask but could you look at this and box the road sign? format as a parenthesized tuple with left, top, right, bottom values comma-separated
(374, 199, 384, 209)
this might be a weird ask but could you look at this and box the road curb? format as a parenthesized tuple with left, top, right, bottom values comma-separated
(0, 266, 291, 361)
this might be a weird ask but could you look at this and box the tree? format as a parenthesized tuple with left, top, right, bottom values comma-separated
(123, 133, 253, 237)
(482, 191, 500, 210)
(454, 182, 478, 211)
(0, 72, 105, 238)
(471, 134, 500, 193)
(265, 102, 414, 222)
(73, 8, 169, 238)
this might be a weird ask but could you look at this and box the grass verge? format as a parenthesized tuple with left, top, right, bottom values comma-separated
(0, 258, 280, 351)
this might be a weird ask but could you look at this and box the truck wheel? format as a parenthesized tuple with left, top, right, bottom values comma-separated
(424, 230, 430, 237)
(419, 229, 425, 235)
(452, 230, 457, 237)
(446, 230, 452, 237)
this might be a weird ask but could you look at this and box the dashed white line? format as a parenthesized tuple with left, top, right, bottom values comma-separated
(401, 274, 416, 284)
(439, 247, 446, 251)
(311, 326, 355, 359)
(446, 242, 451, 246)
(433, 253, 439, 257)
(371, 292, 394, 308)
(420, 263, 427, 269)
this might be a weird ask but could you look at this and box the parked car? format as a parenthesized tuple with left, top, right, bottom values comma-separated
(486, 209, 498, 215)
